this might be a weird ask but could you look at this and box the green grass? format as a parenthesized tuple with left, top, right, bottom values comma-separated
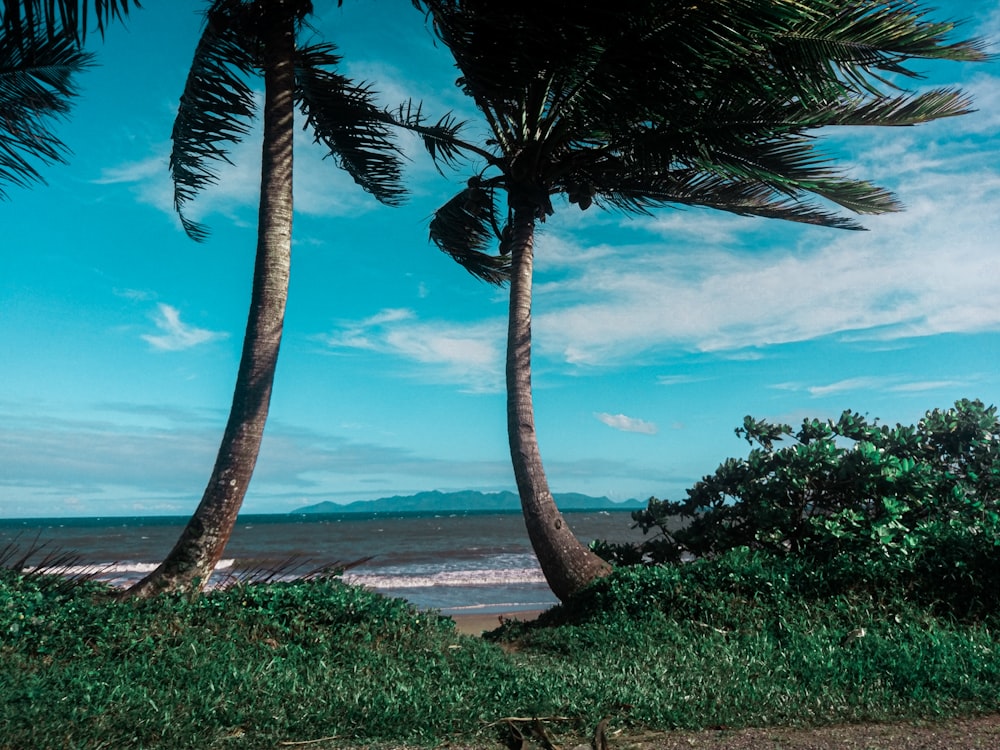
(2, 550, 999, 749)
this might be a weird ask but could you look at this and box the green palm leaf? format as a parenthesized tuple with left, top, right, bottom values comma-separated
(777, 0, 990, 92)
(591, 168, 876, 230)
(294, 42, 405, 207)
(428, 180, 509, 285)
(2, 0, 139, 42)
(168, 0, 257, 241)
(800, 88, 977, 126)
(0, 24, 93, 197)
(389, 99, 472, 174)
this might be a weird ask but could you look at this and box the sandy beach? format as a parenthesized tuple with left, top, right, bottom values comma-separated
(450, 609, 542, 636)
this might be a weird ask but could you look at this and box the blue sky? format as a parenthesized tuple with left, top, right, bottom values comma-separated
(2, 0, 998, 518)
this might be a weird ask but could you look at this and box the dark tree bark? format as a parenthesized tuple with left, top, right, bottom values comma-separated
(505, 201, 612, 603)
(126, 11, 296, 598)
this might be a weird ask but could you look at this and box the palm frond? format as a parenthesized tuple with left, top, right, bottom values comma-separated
(428, 180, 509, 285)
(658, 85, 977, 135)
(294, 42, 405, 207)
(599, 170, 877, 230)
(389, 99, 477, 174)
(0, 24, 93, 197)
(2, 0, 140, 43)
(803, 87, 977, 126)
(581, 130, 901, 224)
(773, 0, 992, 98)
(688, 138, 900, 216)
(168, 0, 257, 241)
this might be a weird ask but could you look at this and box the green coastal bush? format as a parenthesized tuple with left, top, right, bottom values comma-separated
(596, 399, 1000, 617)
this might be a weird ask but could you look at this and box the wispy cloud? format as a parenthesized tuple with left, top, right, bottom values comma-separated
(805, 377, 896, 398)
(113, 288, 156, 302)
(640, 210, 762, 246)
(142, 303, 227, 351)
(0, 404, 517, 517)
(656, 374, 707, 386)
(318, 308, 505, 392)
(595, 412, 658, 435)
(0, 397, 678, 516)
(888, 380, 974, 394)
(94, 154, 165, 186)
(324, 308, 416, 350)
(774, 375, 979, 398)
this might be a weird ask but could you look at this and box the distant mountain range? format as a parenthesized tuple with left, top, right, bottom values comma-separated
(292, 490, 645, 515)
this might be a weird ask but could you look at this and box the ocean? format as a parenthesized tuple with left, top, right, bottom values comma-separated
(0, 511, 648, 615)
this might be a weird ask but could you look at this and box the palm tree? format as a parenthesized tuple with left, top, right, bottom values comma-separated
(409, 0, 988, 602)
(127, 0, 405, 597)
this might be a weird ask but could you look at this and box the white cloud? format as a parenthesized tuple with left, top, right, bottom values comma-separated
(529, 139, 1000, 365)
(319, 308, 505, 392)
(806, 377, 894, 398)
(595, 412, 658, 435)
(324, 308, 416, 350)
(141, 303, 228, 351)
(774, 375, 979, 398)
(656, 375, 706, 386)
(888, 380, 974, 394)
(94, 154, 165, 185)
(0, 404, 519, 517)
(533, 231, 620, 270)
(640, 210, 759, 246)
(113, 288, 156, 302)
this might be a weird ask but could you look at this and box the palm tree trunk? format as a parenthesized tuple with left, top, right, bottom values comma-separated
(126, 12, 296, 598)
(506, 202, 612, 603)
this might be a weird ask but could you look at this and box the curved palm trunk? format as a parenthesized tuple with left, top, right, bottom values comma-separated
(127, 15, 296, 598)
(506, 202, 612, 603)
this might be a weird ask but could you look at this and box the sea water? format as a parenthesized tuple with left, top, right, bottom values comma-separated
(0, 511, 648, 615)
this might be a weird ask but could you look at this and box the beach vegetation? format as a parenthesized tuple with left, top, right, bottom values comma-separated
(596, 399, 1000, 620)
(405, 0, 989, 603)
(3, 541, 1000, 748)
(126, 0, 407, 597)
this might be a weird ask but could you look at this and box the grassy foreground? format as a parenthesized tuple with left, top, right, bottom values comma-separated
(2, 551, 1000, 749)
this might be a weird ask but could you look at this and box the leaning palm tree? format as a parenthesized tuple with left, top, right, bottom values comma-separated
(127, 0, 405, 597)
(408, 0, 989, 602)
(0, 23, 93, 197)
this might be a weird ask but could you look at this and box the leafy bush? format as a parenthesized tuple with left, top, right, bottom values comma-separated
(597, 399, 1000, 616)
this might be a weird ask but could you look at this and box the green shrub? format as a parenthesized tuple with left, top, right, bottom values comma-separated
(597, 399, 1000, 617)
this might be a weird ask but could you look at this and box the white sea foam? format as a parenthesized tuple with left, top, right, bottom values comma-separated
(344, 567, 547, 589)
(445, 601, 551, 614)
(26, 559, 237, 586)
(25, 559, 547, 592)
